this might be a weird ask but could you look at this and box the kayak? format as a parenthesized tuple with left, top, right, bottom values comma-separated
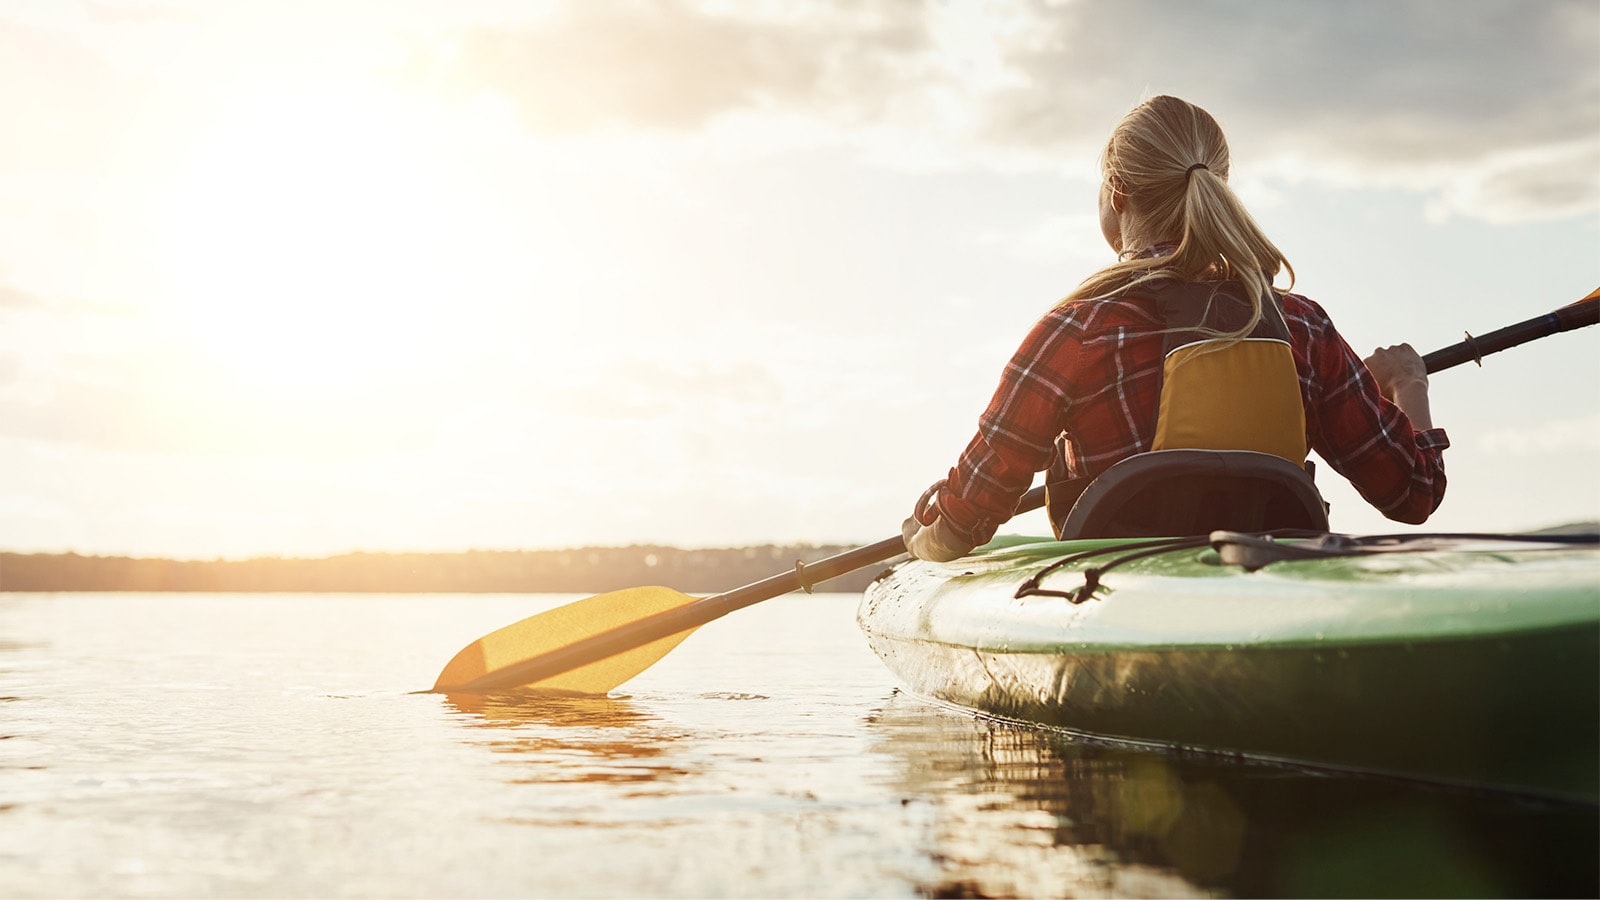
(858, 530, 1600, 802)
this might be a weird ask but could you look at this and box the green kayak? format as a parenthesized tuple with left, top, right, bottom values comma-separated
(858, 531, 1600, 802)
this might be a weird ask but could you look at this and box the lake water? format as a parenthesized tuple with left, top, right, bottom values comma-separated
(2, 591, 1594, 898)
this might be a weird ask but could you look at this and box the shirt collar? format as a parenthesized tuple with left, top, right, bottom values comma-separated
(1122, 242, 1178, 261)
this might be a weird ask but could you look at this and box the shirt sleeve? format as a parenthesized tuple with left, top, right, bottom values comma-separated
(934, 311, 1079, 546)
(1298, 301, 1449, 525)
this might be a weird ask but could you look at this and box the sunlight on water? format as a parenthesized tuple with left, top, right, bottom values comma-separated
(1, 593, 1593, 898)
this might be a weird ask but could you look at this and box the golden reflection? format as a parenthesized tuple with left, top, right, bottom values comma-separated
(442, 691, 695, 789)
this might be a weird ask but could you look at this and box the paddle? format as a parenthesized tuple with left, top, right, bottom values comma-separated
(433, 291, 1600, 696)
(432, 485, 1048, 694)
(1421, 287, 1598, 373)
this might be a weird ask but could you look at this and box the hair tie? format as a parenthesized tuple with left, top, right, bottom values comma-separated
(1185, 163, 1209, 180)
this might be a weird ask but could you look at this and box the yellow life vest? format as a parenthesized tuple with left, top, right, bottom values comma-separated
(1044, 281, 1311, 538)
(1149, 282, 1307, 466)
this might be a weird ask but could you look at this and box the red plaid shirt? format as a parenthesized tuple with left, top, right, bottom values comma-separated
(932, 289, 1450, 545)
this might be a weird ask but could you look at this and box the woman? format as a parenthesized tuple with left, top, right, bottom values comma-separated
(902, 95, 1448, 562)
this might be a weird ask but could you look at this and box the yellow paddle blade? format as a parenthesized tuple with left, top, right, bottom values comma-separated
(432, 586, 702, 695)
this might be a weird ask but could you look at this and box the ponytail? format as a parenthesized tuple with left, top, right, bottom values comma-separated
(1062, 96, 1293, 344)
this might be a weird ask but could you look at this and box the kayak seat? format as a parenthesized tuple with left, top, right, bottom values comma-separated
(1051, 449, 1330, 540)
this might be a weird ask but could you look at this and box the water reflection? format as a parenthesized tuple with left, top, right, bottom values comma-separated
(0, 632, 42, 749)
(443, 690, 658, 729)
(441, 691, 697, 794)
(870, 692, 1599, 899)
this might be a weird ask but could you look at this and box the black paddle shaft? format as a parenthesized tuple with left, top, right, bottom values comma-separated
(713, 484, 1048, 613)
(1422, 295, 1598, 374)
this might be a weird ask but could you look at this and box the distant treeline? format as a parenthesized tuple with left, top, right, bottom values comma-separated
(0, 545, 898, 594)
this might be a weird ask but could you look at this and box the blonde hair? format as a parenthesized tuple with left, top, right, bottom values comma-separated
(1063, 96, 1294, 341)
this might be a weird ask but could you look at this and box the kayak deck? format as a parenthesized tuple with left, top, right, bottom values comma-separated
(858, 534, 1600, 801)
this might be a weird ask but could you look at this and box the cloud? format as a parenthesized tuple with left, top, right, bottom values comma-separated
(1422, 140, 1600, 224)
(446, 0, 1596, 222)
(980, 0, 1599, 221)
(450, 1, 933, 133)
(0, 281, 36, 309)
(11, 0, 1591, 220)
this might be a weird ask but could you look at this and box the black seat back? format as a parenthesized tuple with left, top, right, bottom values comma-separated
(1051, 450, 1330, 540)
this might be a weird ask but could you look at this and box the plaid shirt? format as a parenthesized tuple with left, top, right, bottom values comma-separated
(932, 289, 1450, 545)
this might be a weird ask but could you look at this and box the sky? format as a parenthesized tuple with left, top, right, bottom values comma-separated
(0, 0, 1596, 559)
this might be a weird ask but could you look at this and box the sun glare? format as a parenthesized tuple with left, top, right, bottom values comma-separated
(159, 77, 487, 396)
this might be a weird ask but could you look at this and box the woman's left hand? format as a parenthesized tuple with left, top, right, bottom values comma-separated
(1364, 343, 1434, 430)
(1364, 343, 1428, 401)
